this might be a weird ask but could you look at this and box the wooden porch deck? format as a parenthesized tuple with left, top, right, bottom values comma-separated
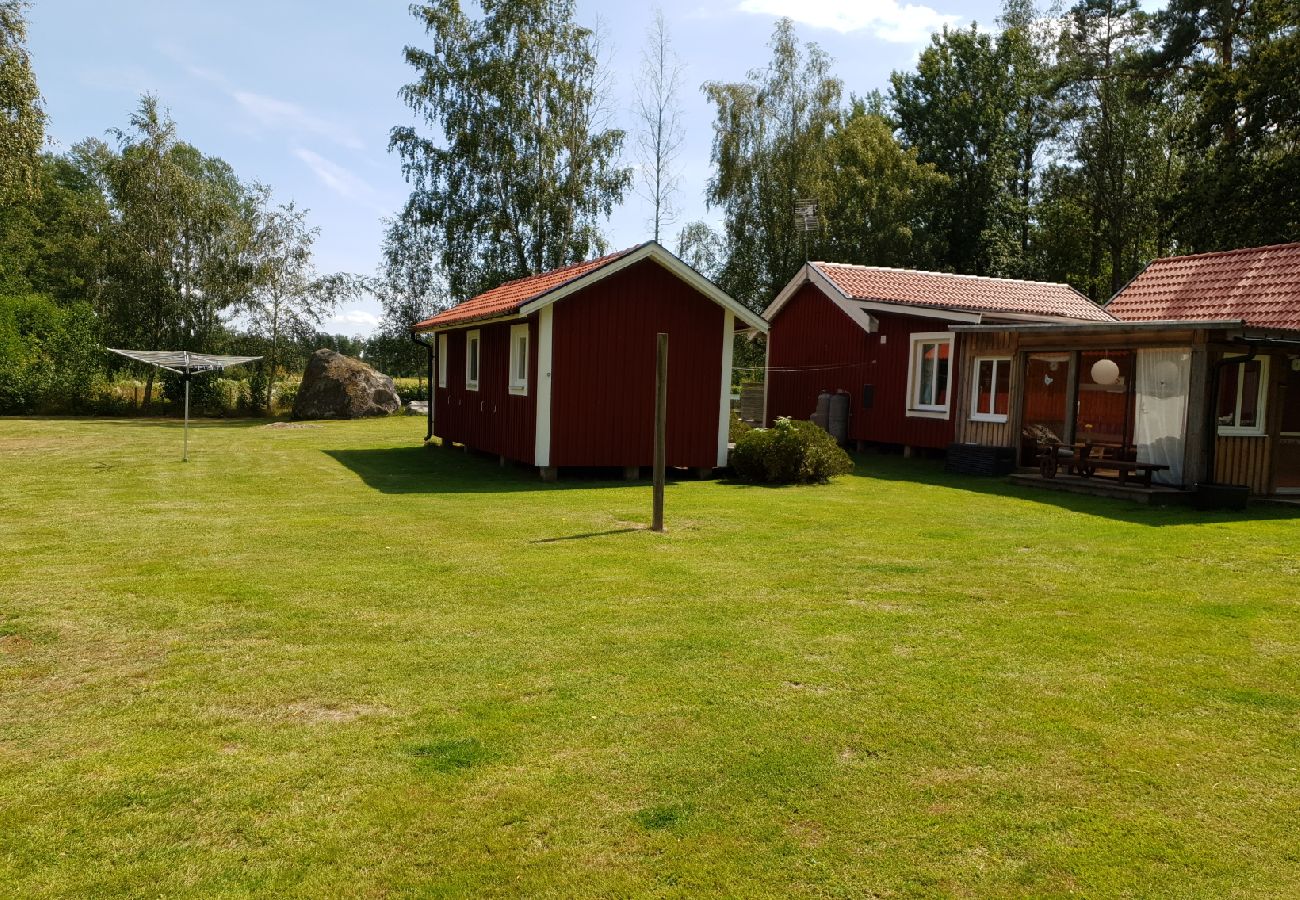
(1007, 471, 1194, 506)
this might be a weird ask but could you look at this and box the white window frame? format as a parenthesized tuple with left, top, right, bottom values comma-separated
(465, 330, 480, 392)
(970, 356, 1010, 423)
(906, 332, 954, 419)
(436, 333, 447, 389)
(508, 323, 529, 396)
(1217, 354, 1268, 436)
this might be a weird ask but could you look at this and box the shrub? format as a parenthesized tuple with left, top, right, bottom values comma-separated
(0, 294, 102, 414)
(392, 377, 427, 404)
(272, 379, 299, 413)
(730, 417, 854, 484)
(729, 409, 752, 442)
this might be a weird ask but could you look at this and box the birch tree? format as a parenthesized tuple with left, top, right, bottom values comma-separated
(634, 8, 684, 242)
(0, 0, 44, 203)
(390, 0, 630, 301)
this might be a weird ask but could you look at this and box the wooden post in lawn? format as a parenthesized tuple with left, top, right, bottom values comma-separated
(652, 332, 668, 533)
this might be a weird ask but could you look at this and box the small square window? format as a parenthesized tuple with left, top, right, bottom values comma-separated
(465, 330, 480, 391)
(437, 333, 447, 389)
(508, 324, 529, 395)
(971, 357, 1010, 422)
(907, 333, 953, 418)
(1217, 355, 1267, 435)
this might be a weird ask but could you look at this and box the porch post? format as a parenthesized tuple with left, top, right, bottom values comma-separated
(1182, 340, 1210, 486)
(1062, 351, 1080, 445)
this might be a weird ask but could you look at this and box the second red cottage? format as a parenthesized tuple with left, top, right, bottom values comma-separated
(412, 242, 768, 480)
(763, 261, 1115, 452)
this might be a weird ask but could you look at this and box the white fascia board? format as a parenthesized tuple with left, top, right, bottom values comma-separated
(519, 242, 768, 333)
(982, 310, 1117, 325)
(763, 265, 813, 321)
(763, 264, 879, 334)
(414, 312, 524, 334)
(853, 300, 982, 323)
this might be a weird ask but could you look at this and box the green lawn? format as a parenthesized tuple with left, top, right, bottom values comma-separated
(2, 415, 1298, 897)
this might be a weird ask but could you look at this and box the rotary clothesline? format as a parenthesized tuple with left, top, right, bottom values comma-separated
(107, 349, 262, 461)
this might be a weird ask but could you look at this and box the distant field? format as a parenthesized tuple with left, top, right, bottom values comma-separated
(2, 415, 1298, 897)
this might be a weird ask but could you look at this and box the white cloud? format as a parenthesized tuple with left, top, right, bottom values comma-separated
(293, 147, 389, 214)
(331, 309, 381, 328)
(233, 90, 363, 150)
(177, 59, 363, 150)
(736, 0, 959, 44)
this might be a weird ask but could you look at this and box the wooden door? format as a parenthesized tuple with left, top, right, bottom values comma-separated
(1276, 356, 1300, 493)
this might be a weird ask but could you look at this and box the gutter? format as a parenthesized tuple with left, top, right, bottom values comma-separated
(410, 331, 434, 442)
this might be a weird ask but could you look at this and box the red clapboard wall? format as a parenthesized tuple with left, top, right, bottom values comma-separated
(766, 281, 958, 449)
(433, 318, 537, 462)
(549, 259, 724, 468)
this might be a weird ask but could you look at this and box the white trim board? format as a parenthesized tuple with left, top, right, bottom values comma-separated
(518, 242, 768, 333)
(533, 305, 554, 467)
(717, 311, 735, 468)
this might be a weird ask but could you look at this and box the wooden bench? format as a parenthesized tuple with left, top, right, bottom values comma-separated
(1076, 457, 1170, 486)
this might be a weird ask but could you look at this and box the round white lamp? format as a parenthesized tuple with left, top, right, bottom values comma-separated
(1091, 358, 1121, 386)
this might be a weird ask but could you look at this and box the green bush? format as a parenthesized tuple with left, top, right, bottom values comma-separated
(0, 294, 102, 414)
(730, 417, 854, 484)
(729, 409, 752, 442)
(392, 377, 427, 404)
(272, 379, 299, 413)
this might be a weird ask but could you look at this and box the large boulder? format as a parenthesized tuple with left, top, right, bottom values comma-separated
(292, 349, 401, 420)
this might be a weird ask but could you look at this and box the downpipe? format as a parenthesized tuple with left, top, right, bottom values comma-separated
(410, 331, 434, 442)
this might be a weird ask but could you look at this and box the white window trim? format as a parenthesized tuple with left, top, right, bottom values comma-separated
(906, 332, 954, 420)
(465, 329, 480, 392)
(970, 356, 1010, 423)
(1218, 354, 1268, 436)
(436, 333, 448, 389)
(508, 323, 529, 396)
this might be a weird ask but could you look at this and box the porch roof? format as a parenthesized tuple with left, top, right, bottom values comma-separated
(950, 319, 1247, 335)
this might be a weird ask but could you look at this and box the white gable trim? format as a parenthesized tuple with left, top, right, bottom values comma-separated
(764, 263, 892, 333)
(517, 242, 768, 332)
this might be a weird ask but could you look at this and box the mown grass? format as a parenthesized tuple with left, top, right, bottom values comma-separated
(1, 414, 1298, 897)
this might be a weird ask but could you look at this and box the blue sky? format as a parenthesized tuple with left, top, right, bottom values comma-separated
(29, 0, 1007, 335)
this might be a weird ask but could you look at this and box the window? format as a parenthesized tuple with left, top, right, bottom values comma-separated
(465, 330, 480, 391)
(1217, 355, 1268, 435)
(907, 333, 953, 417)
(508, 324, 529, 395)
(970, 357, 1010, 422)
(437, 333, 447, 388)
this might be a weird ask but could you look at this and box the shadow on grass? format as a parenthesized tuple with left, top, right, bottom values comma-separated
(531, 527, 645, 543)
(845, 449, 1297, 526)
(324, 445, 690, 495)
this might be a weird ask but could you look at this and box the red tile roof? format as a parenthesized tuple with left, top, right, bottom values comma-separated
(813, 262, 1114, 322)
(413, 247, 638, 330)
(1105, 242, 1300, 330)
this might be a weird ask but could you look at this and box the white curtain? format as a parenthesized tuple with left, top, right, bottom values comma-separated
(1134, 349, 1191, 485)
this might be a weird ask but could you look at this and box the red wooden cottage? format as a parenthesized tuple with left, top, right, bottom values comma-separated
(949, 241, 1300, 497)
(763, 261, 1114, 452)
(411, 242, 767, 479)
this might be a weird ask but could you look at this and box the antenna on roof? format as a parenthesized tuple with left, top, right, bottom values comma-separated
(794, 197, 820, 263)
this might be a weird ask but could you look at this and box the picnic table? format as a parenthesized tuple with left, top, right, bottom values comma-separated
(1034, 437, 1170, 486)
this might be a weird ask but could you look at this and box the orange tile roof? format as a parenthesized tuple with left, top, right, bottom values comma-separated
(1105, 242, 1300, 330)
(813, 262, 1114, 322)
(413, 246, 639, 330)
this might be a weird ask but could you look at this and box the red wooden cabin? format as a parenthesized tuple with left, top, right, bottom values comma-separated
(763, 262, 1114, 451)
(411, 242, 767, 479)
